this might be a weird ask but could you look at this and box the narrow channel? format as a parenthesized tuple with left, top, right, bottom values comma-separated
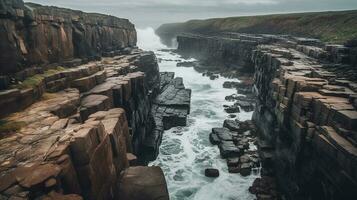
(138, 28, 259, 200)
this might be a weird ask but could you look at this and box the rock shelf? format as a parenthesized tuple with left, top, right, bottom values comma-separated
(0, 49, 180, 199)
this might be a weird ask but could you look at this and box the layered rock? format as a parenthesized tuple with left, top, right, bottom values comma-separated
(209, 120, 260, 176)
(171, 30, 357, 199)
(253, 42, 357, 199)
(0, 0, 136, 77)
(0, 48, 174, 199)
(176, 34, 263, 72)
(143, 72, 191, 161)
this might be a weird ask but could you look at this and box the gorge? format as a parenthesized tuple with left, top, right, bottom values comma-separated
(0, 0, 357, 200)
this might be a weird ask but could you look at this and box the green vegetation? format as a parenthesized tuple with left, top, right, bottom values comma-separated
(14, 66, 65, 90)
(157, 10, 357, 44)
(0, 119, 26, 138)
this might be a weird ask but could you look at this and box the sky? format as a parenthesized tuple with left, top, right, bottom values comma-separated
(26, 0, 357, 28)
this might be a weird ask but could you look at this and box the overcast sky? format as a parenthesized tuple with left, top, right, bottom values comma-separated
(26, 0, 357, 28)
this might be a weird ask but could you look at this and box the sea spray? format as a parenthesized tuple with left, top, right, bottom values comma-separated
(137, 28, 258, 200)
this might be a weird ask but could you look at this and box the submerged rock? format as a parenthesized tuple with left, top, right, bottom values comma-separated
(177, 61, 199, 67)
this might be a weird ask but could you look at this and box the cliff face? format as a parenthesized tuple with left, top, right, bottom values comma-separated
(253, 44, 357, 199)
(0, 49, 172, 199)
(0, 1, 192, 199)
(172, 31, 357, 199)
(176, 34, 262, 72)
(0, 0, 136, 75)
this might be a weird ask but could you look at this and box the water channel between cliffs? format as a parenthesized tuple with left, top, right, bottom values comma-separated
(138, 28, 259, 200)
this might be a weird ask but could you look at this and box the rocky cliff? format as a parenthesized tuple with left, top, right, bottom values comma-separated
(176, 33, 270, 72)
(253, 42, 357, 199)
(0, 1, 192, 199)
(171, 30, 357, 199)
(0, 0, 136, 77)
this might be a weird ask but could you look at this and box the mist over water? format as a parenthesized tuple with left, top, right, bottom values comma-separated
(137, 28, 258, 200)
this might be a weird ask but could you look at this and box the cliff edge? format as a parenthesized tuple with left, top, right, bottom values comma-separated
(0, 0, 136, 76)
(156, 10, 357, 46)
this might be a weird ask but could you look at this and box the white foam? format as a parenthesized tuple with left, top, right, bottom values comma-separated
(139, 28, 259, 200)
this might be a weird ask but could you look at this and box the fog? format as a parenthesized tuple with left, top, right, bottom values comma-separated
(27, 0, 357, 28)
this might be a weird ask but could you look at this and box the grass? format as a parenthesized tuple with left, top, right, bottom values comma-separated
(157, 10, 357, 44)
(13, 67, 66, 90)
(0, 119, 26, 138)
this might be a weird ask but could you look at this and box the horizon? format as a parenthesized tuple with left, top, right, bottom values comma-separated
(26, 0, 357, 28)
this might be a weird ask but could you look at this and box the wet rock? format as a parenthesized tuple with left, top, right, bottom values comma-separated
(227, 157, 240, 167)
(223, 120, 241, 132)
(209, 132, 220, 145)
(239, 163, 252, 176)
(209, 74, 219, 80)
(224, 105, 240, 113)
(146, 72, 191, 160)
(204, 168, 220, 177)
(228, 167, 240, 174)
(219, 141, 241, 158)
(212, 128, 233, 141)
(223, 81, 239, 88)
(177, 61, 198, 67)
(249, 176, 280, 200)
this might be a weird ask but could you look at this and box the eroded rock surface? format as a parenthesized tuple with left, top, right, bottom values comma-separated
(143, 72, 191, 161)
(0, 49, 175, 199)
(0, 0, 136, 76)
(174, 31, 357, 199)
(253, 41, 357, 199)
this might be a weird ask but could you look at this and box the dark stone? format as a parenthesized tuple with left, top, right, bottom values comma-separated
(177, 61, 198, 67)
(227, 157, 240, 167)
(204, 168, 219, 177)
(0, 76, 10, 90)
(223, 120, 240, 132)
(240, 163, 252, 176)
(219, 141, 241, 158)
(228, 167, 240, 174)
(209, 74, 219, 80)
(209, 133, 220, 145)
(224, 105, 240, 113)
(212, 128, 233, 141)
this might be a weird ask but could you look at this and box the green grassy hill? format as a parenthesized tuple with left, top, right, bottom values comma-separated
(156, 10, 357, 44)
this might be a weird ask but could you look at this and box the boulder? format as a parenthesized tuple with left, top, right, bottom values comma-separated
(240, 163, 252, 176)
(224, 105, 240, 113)
(219, 141, 241, 158)
(204, 168, 220, 177)
(117, 166, 169, 200)
(209, 132, 220, 145)
(223, 120, 240, 132)
(212, 128, 233, 141)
